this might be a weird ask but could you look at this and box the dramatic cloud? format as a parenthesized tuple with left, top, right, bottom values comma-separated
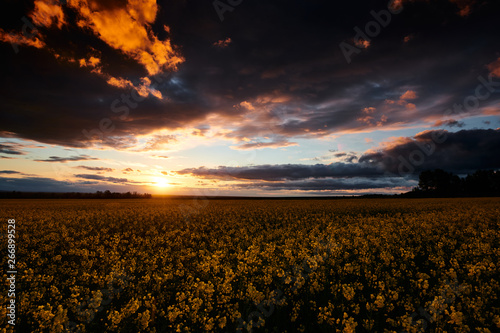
(359, 129, 500, 175)
(178, 129, 500, 186)
(0, 29, 45, 51)
(175, 163, 385, 181)
(235, 177, 415, 192)
(67, 0, 183, 75)
(1, 0, 499, 149)
(34, 155, 98, 163)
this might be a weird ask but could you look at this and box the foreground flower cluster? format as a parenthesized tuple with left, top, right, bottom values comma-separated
(0, 198, 499, 332)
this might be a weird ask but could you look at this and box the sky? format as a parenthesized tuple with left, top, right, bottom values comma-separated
(0, 0, 500, 196)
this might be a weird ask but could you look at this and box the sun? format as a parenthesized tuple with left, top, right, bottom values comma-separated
(153, 177, 170, 188)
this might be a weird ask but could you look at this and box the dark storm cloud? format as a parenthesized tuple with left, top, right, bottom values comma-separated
(1, 0, 500, 148)
(34, 155, 98, 163)
(359, 128, 500, 175)
(234, 177, 415, 192)
(0, 46, 211, 148)
(175, 163, 385, 181)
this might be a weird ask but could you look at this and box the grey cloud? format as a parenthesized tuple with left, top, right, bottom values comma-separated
(235, 177, 415, 192)
(76, 166, 114, 172)
(175, 162, 385, 181)
(35, 155, 98, 163)
(0, 143, 26, 155)
(74, 174, 137, 184)
(0, 176, 142, 192)
(0, 170, 21, 174)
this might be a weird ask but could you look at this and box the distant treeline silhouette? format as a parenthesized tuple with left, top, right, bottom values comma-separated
(405, 169, 500, 197)
(0, 190, 152, 199)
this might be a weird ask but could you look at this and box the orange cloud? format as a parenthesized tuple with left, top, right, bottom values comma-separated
(386, 90, 418, 111)
(79, 56, 101, 68)
(213, 37, 232, 48)
(377, 114, 388, 126)
(487, 57, 500, 78)
(357, 109, 388, 127)
(239, 101, 255, 111)
(0, 0, 182, 94)
(30, 0, 66, 29)
(67, 0, 184, 75)
(106, 75, 162, 99)
(357, 116, 374, 125)
(362, 107, 376, 114)
(88, 56, 101, 67)
(354, 39, 370, 49)
(378, 136, 413, 150)
(0, 29, 45, 50)
(107, 77, 133, 89)
(400, 90, 418, 100)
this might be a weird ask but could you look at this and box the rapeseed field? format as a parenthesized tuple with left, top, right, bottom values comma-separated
(1, 198, 499, 332)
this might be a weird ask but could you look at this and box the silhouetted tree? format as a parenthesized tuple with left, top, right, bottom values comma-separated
(463, 170, 500, 196)
(413, 169, 500, 197)
(417, 169, 461, 195)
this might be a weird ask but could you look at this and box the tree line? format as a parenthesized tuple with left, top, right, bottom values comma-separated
(0, 190, 152, 199)
(405, 169, 500, 197)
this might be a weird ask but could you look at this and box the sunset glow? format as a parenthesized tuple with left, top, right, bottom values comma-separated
(152, 177, 170, 188)
(1, 0, 500, 196)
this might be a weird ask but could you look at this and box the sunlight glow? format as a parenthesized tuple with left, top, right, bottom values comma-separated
(153, 177, 170, 188)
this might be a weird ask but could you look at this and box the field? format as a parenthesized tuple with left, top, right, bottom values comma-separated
(1, 198, 499, 332)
